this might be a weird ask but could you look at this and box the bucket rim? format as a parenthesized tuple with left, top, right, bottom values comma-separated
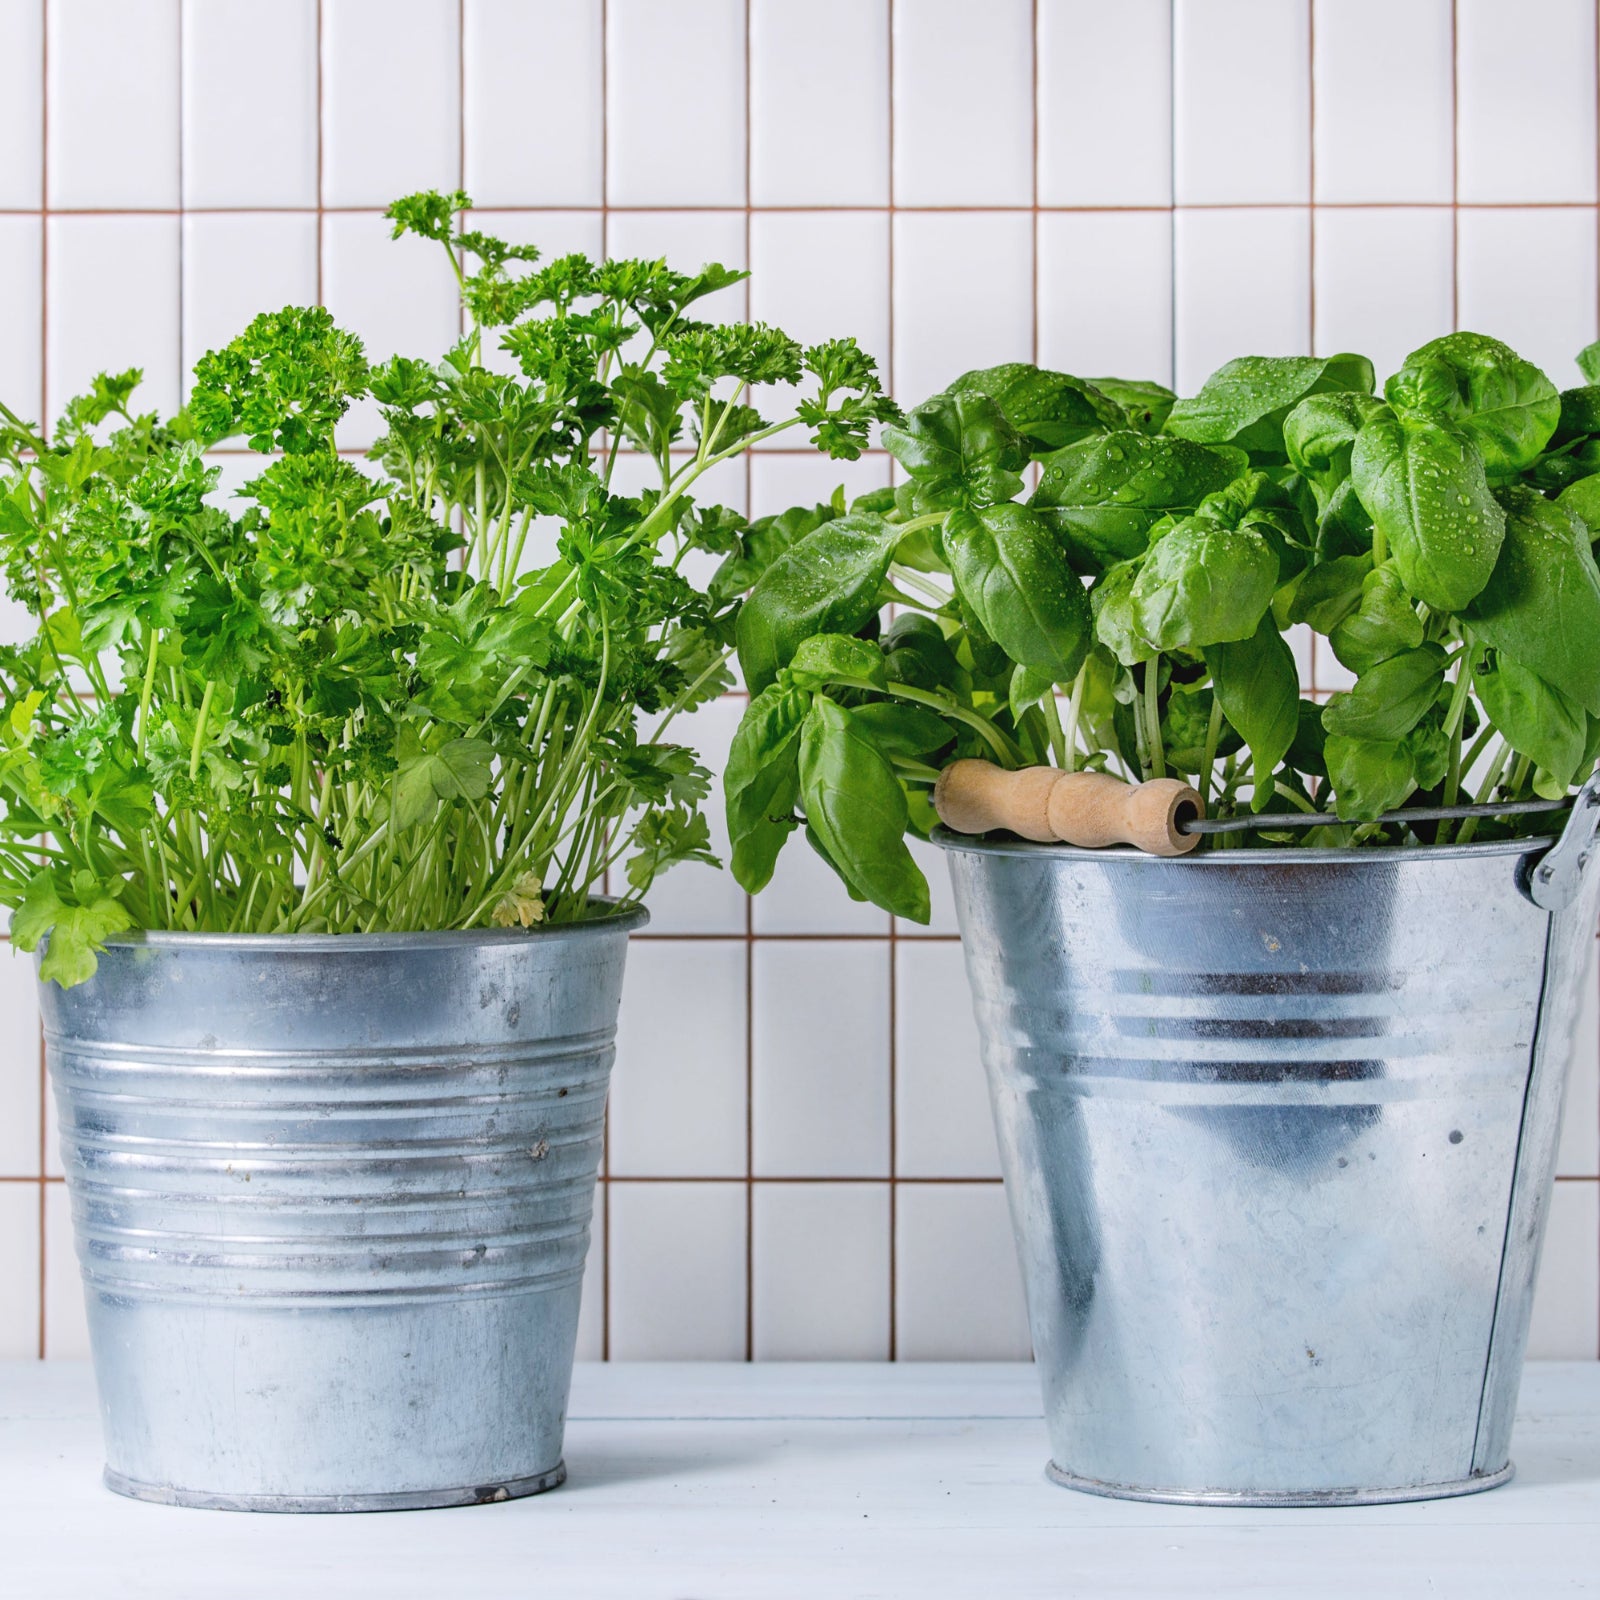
(85, 896, 649, 955)
(930, 826, 1548, 868)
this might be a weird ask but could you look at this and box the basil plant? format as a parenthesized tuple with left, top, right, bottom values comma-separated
(0, 189, 895, 983)
(723, 335, 1600, 922)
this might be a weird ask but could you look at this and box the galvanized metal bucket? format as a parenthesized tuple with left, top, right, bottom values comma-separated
(938, 778, 1600, 1506)
(39, 912, 644, 1512)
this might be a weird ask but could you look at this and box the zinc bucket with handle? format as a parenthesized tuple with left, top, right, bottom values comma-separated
(937, 769, 1600, 1506)
(39, 912, 642, 1512)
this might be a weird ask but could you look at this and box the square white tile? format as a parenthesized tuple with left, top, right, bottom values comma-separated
(320, 211, 464, 448)
(1456, 208, 1599, 386)
(464, 208, 605, 378)
(1173, 0, 1309, 205)
(1557, 938, 1600, 1179)
(749, 209, 892, 400)
(1527, 1181, 1599, 1360)
(1172, 207, 1310, 394)
(894, 1182, 1032, 1360)
(574, 1183, 605, 1361)
(1456, 0, 1597, 204)
(891, 212, 1033, 407)
(1038, 0, 1171, 208)
(464, 0, 603, 207)
(892, 0, 1032, 208)
(0, 1184, 38, 1359)
(321, 0, 461, 208)
(606, 0, 745, 208)
(46, 215, 182, 427)
(750, 0, 888, 207)
(181, 213, 320, 384)
(747, 453, 891, 522)
(1037, 210, 1174, 386)
(751, 837, 891, 937)
(0, 0, 42, 209)
(752, 941, 889, 1176)
(894, 942, 997, 1180)
(0, 217, 42, 430)
(43, 1180, 88, 1359)
(610, 939, 747, 1177)
(604, 210, 748, 325)
(182, 0, 318, 208)
(0, 948, 39, 1179)
(47, 0, 178, 208)
(751, 1183, 889, 1359)
(606, 1180, 746, 1359)
(898, 838, 959, 938)
(1312, 0, 1452, 204)
(630, 697, 749, 937)
(1312, 208, 1454, 383)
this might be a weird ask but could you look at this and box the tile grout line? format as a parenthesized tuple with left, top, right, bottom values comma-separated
(1306, 0, 1317, 699)
(743, 0, 755, 1366)
(315, 0, 325, 307)
(1167, 0, 1176, 394)
(35, 0, 47, 1363)
(885, 0, 898, 1363)
(599, 0, 612, 1366)
(1450, 0, 1460, 332)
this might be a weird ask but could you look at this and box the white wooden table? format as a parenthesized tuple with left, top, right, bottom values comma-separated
(2, 1361, 1597, 1597)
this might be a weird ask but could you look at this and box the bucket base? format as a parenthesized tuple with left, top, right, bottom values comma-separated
(1044, 1460, 1514, 1508)
(102, 1460, 568, 1513)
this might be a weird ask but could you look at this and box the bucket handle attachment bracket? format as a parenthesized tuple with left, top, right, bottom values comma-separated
(1521, 769, 1600, 910)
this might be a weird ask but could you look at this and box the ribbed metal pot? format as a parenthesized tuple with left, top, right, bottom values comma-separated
(39, 912, 644, 1512)
(938, 783, 1600, 1506)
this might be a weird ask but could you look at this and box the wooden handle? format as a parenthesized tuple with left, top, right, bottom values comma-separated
(933, 760, 1202, 857)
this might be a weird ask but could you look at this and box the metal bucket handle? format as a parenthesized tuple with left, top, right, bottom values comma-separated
(1521, 769, 1600, 910)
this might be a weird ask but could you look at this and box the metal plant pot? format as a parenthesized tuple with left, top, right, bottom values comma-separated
(938, 782, 1600, 1506)
(40, 913, 644, 1512)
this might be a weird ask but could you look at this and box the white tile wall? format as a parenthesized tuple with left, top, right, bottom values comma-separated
(6, 0, 1600, 1363)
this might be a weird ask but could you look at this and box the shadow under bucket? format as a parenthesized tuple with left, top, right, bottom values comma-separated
(938, 781, 1600, 1506)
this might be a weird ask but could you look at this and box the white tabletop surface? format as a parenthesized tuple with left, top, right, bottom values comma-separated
(2, 1359, 1598, 1598)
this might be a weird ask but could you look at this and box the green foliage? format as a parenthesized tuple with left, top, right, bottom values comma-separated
(724, 332, 1600, 917)
(0, 190, 893, 983)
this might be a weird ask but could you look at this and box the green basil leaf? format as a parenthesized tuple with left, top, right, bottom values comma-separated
(943, 504, 1092, 681)
(881, 613, 969, 695)
(1008, 662, 1057, 725)
(1385, 332, 1560, 478)
(945, 363, 1125, 452)
(725, 683, 807, 893)
(1165, 353, 1375, 454)
(1206, 619, 1299, 811)
(880, 391, 1027, 513)
(1320, 643, 1447, 743)
(1328, 561, 1425, 676)
(1558, 473, 1600, 543)
(1324, 733, 1416, 821)
(848, 701, 954, 758)
(1283, 392, 1390, 494)
(788, 632, 886, 690)
(1128, 518, 1279, 650)
(1287, 698, 1328, 778)
(735, 512, 898, 693)
(1287, 553, 1372, 632)
(1030, 431, 1250, 572)
(1579, 340, 1600, 386)
(1091, 559, 1156, 667)
(1349, 411, 1504, 612)
(798, 695, 929, 922)
(1086, 377, 1176, 434)
(1473, 647, 1588, 792)
(1466, 486, 1600, 715)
